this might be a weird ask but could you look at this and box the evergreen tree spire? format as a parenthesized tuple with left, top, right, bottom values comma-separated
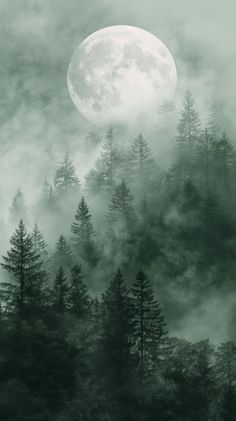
(71, 197, 96, 262)
(131, 270, 166, 376)
(108, 179, 134, 224)
(100, 269, 133, 392)
(53, 266, 68, 314)
(68, 264, 90, 319)
(130, 133, 153, 184)
(176, 91, 201, 181)
(101, 127, 120, 191)
(52, 235, 73, 272)
(1, 220, 45, 316)
(71, 196, 95, 243)
(31, 223, 47, 257)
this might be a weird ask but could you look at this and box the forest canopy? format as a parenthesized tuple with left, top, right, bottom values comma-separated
(0, 91, 235, 420)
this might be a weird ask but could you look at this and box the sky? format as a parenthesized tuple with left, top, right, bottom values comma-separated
(0, 0, 235, 212)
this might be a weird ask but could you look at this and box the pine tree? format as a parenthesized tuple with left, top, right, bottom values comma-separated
(1, 220, 45, 316)
(54, 152, 80, 198)
(71, 197, 95, 246)
(90, 296, 102, 331)
(68, 264, 90, 319)
(213, 133, 235, 192)
(192, 340, 215, 421)
(197, 128, 212, 193)
(31, 223, 47, 257)
(176, 91, 201, 181)
(53, 266, 68, 314)
(71, 197, 97, 263)
(52, 235, 73, 272)
(216, 342, 236, 421)
(207, 100, 232, 141)
(99, 269, 133, 393)
(108, 180, 134, 225)
(131, 270, 166, 377)
(130, 133, 153, 185)
(101, 127, 120, 191)
(9, 189, 28, 226)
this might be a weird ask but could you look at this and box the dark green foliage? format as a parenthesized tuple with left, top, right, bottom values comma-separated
(131, 270, 166, 376)
(52, 235, 73, 272)
(0, 91, 236, 420)
(99, 270, 134, 394)
(31, 223, 47, 256)
(68, 264, 90, 319)
(216, 342, 236, 421)
(0, 315, 78, 421)
(71, 197, 96, 263)
(71, 197, 94, 240)
(163, 338, 216, 421)
(1, 220, 45, 316)
(53, 266, 69, 314)
(108, 179, 134, 224)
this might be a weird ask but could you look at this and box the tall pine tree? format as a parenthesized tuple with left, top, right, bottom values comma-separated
(99, 269, 134, 397)
(71, 197, 96, 262)
(108, 180, 134, 225)
(31, 223, 47, 257)
(101, 127, 120, 191)
(131, 270, 166, 377)
(176, 91, 201, 182)
(216, 342, 236, 421)
(52, 266, 69, 315)
(130, 133, 153, 187)
(68, 264, 90, 319)
(52, 235, 73, 273)
(1, 220, 45, 316)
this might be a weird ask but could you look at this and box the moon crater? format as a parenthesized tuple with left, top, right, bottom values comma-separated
(68, 25, 177, 126)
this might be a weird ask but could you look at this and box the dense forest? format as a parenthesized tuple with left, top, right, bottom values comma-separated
(0, 91, 235, 420)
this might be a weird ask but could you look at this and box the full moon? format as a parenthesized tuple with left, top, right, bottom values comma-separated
(67, 25, 177, 126)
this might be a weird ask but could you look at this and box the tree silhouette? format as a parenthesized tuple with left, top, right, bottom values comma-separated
(68, 264, 90, 319)
(130, 133, 153, 187)
(108, 180, 134, 224)
(1, 220, 45, 316)
(52, 235, 73, 272)
(101, 127, 120, 191)
(176, 91, 201, 181)
(99, 270, 133, 396)
(131, 270, 166, 377)
(31, 223, 47, 257)
(53, 266, 69, 314)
